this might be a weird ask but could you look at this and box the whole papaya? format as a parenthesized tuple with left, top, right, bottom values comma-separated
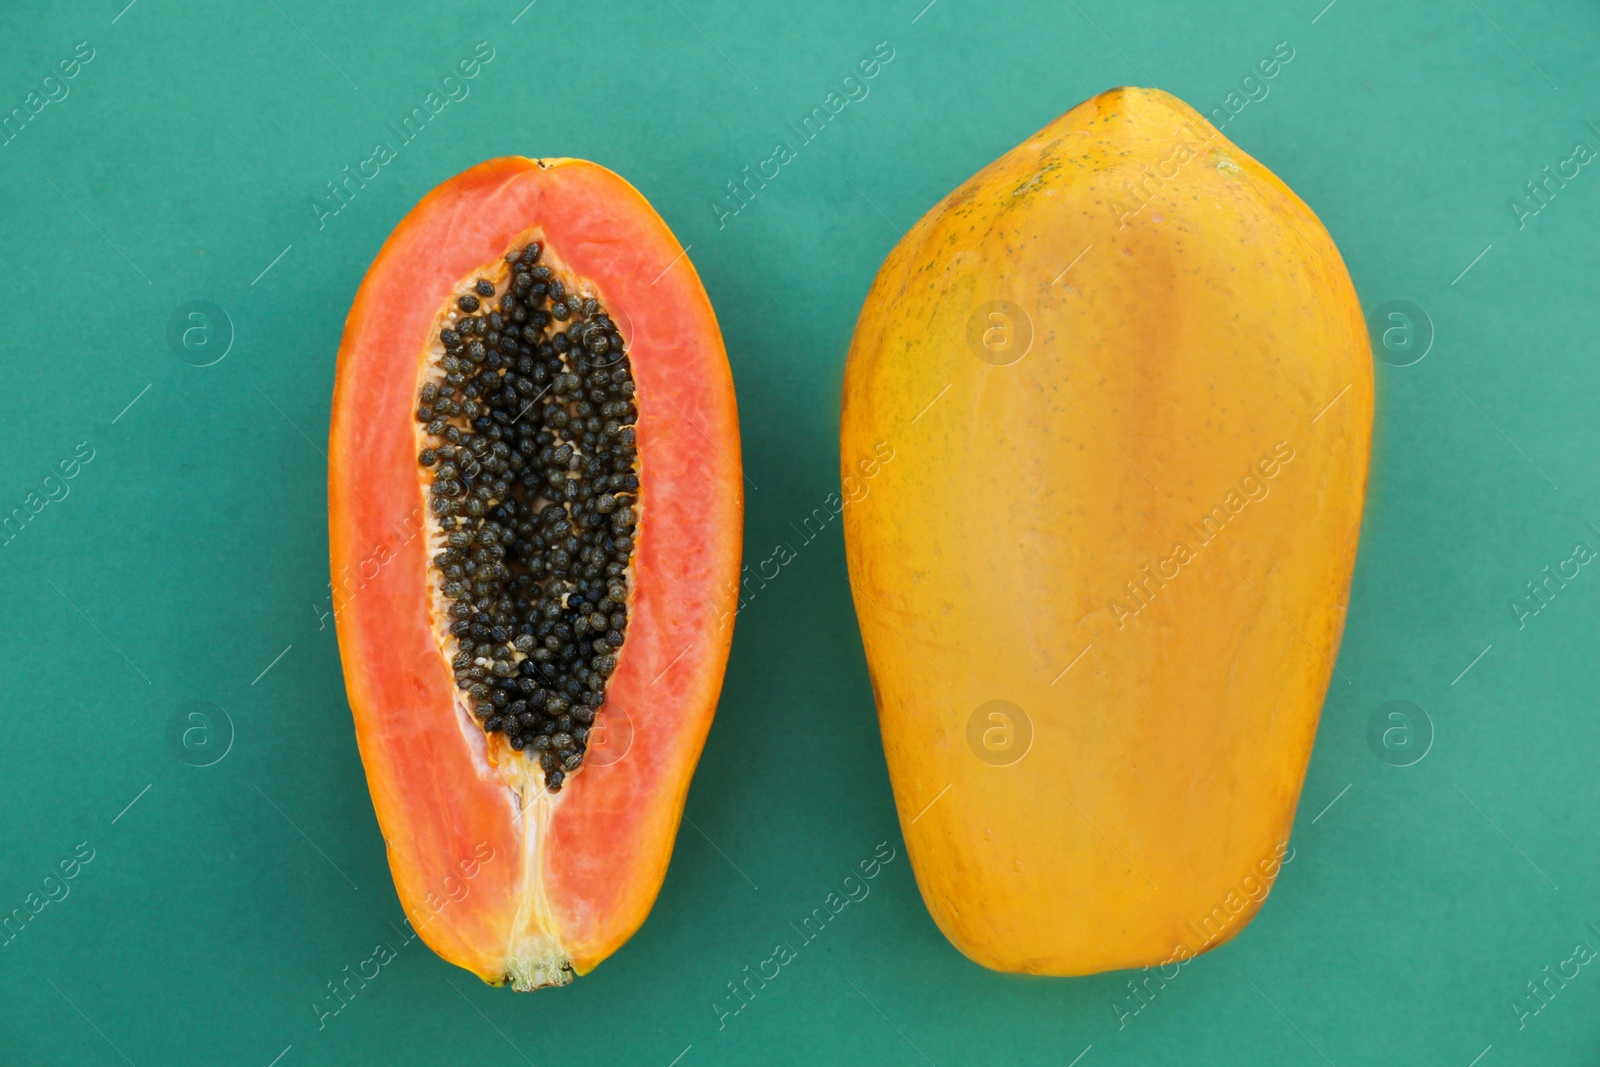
(841, 87, 1371, 976)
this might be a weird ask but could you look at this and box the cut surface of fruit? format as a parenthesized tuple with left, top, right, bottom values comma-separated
(330, 157, 741, 989)
(841, 88, 1372, 977)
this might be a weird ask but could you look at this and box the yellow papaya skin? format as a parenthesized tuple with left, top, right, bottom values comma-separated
(841, 87, 1372, 977)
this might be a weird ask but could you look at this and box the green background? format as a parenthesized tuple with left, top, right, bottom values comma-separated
(1, 0, 1596, 1063)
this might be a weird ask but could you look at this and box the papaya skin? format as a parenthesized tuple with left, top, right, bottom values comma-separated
(841, 88, 1372, 976)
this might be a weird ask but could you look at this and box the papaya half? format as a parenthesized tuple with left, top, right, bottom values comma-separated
(329, 158, 741, 989)
(841, 88, 1372, 976)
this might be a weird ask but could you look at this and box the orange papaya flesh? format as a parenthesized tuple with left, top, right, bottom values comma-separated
(329, 158, 741, 989)
(841, 88, 1372, 976)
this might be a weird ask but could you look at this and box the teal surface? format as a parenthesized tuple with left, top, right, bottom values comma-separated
(1, 1, 1597, 1064)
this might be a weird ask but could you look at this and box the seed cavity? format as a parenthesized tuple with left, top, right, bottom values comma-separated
(415, 240, 639, 792)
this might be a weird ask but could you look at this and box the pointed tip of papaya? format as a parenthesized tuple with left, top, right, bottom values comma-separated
(1071, 86, 1193, 122)
(508, 155, 574, 172)
(507, 938, 577, 991)
(1090, 85, 1192, 112)
(1096, 85, 1168, 98)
